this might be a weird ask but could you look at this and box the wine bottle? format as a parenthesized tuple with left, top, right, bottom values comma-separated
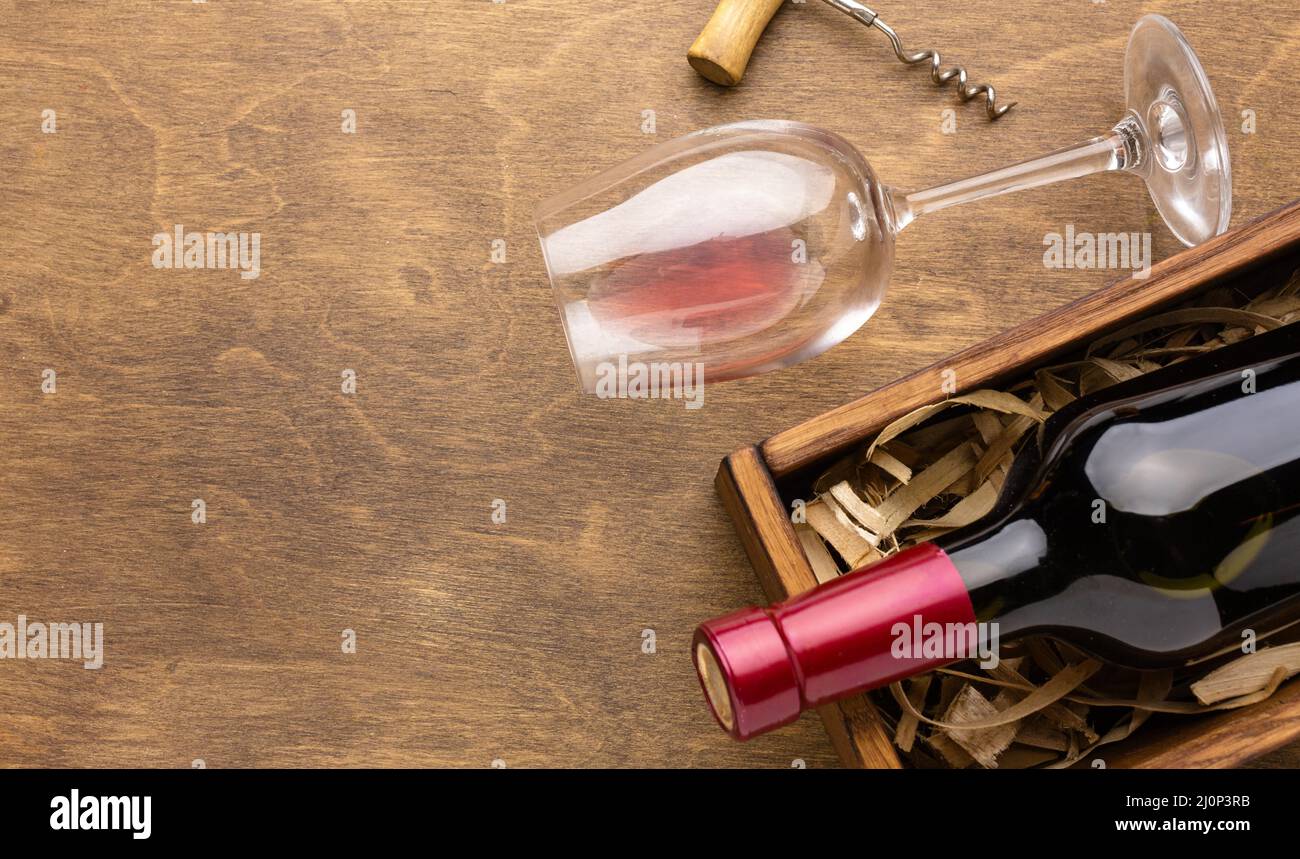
(694, 323, 1300, 740)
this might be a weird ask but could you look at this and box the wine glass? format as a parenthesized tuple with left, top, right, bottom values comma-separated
(536, 15, 1230, 394)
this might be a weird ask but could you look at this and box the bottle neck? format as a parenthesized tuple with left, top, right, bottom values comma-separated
(932, 517, 1052, 635)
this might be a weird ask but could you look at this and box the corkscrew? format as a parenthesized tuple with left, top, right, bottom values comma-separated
(689, 0, 1016, 120)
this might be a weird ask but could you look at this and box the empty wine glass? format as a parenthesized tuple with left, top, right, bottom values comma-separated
(536, 15, 1230, 393)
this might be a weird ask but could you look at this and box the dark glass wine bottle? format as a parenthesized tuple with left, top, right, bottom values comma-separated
(694, 323, 1300, 740)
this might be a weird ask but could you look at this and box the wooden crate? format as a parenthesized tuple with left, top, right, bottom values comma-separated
(716, 198, 1300, 768)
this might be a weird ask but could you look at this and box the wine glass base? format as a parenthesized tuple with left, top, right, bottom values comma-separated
(1125, 14, 1232, 247)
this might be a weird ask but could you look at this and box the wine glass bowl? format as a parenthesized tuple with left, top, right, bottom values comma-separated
(537, 121, 893, 392)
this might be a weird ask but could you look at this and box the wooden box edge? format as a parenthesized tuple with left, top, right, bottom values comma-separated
(762, 199, 1300, 478)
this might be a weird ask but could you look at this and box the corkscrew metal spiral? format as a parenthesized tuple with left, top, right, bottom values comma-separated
(823, 0, 1016, 120)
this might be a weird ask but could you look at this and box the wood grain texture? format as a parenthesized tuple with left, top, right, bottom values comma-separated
(0, 0, 1297, 768)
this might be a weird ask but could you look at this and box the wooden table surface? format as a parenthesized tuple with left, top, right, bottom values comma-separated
(1, 0, 1297, 768)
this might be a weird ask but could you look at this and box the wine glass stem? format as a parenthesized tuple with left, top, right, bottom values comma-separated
(888, 114, 1145, 234)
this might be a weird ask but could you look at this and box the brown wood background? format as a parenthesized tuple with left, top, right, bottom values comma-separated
(0, 0, 1297, 768)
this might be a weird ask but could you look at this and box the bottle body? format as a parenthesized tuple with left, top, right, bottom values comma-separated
(695, 324, 1300, 740)
(944, 324, 1300, 668)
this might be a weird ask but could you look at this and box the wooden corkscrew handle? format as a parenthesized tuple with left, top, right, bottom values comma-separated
(687, 0, 786, 86)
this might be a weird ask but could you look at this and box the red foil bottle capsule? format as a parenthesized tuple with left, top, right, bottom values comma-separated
(693, 543, 974, 740)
